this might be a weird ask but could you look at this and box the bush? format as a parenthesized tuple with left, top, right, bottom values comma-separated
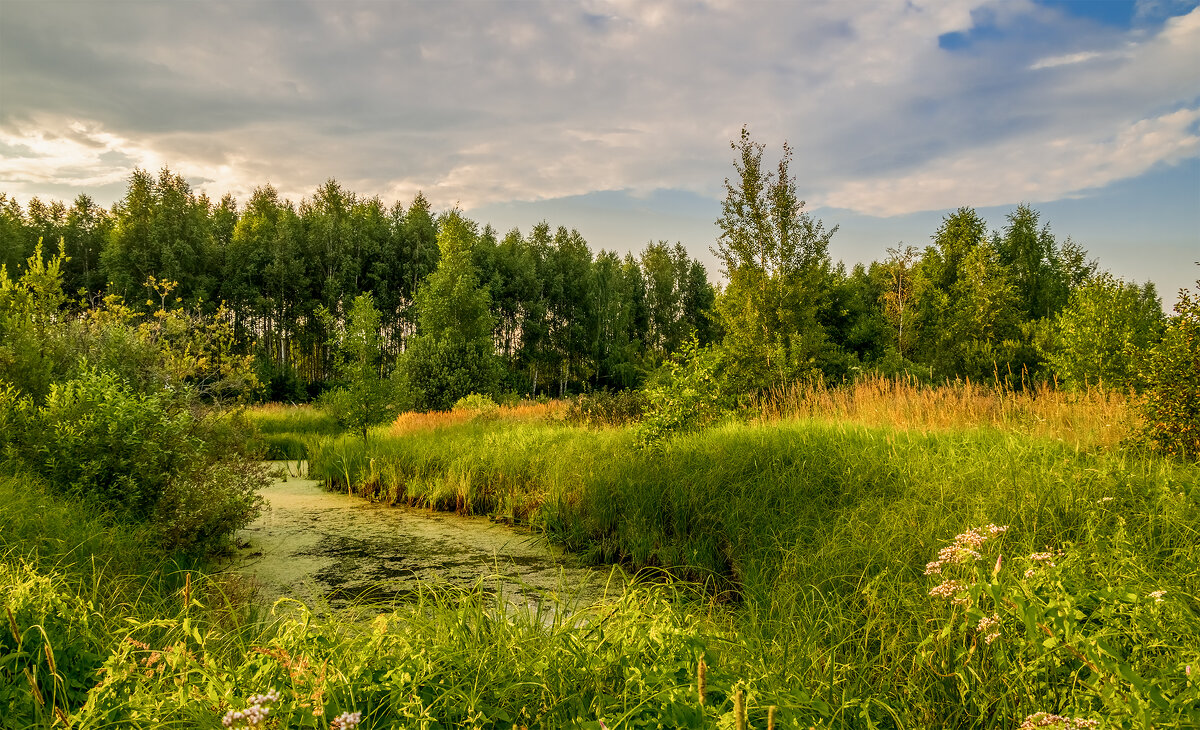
(1047, 273, 1165, 390)
(393, 337, 499, 412)
(452, 392, 499, 414)
(27, 369, 200, 519)
(635, 338, 732, 449)
(1141, 276, 1200, 460)
(564, 389, 647, 428)
(151, 458, 267, 555)
(2, 370, 265, 553)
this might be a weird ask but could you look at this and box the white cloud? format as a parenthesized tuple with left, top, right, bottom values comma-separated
(823, 108, 1200, 215)
(0, 0, 1197, 217)
(1029, 49, 1118, 69)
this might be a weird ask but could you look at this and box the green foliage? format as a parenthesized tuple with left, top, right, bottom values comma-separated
(317, 293, 398, 442)
(18, 369, 199, 519)
(635, 338, 733, 449)
(1, 370, 266, 553)
(395, 211, 500, 410)
(451, 392, 499, 413)
(713, 128, 837, 389)
(151, 456, 269, 556)
(0, 242, 73, 402)
(565, 389, 647, 428)
(1047, 272, 1165, 391)
(913, 208, 1024, 380)
(0, 560, 104, 726)
(1140, 274, 1200, 459)
(395, 337, 500, 413)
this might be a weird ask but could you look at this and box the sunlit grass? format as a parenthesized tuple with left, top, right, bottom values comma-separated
(304, 402, 1200, 726)
(390, 399, 566, 436)
(752, 374, 1137, 449)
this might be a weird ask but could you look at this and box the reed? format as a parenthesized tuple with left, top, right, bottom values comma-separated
(752, 374, 1136, 449)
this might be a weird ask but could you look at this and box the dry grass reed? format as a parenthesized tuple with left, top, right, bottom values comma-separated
(752, 374, 1136, 449)
(389, 400, 566, 436)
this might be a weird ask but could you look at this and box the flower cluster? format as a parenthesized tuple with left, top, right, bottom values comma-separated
(222, 688, 280, 729)
(1023, 549, 1064, 578)
(1149, 590, 1166, 603)
(1019, 712, 1099, 729)
(925, 525, 1007, 575)
(976, 613, 1001, 645)
(331, 710, 362, 730)
(928, 579, 965, 600)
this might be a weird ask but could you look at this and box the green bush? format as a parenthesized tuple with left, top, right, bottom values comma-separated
(1140, 276, 1200, 460)
(635, 338, 732, 448)
(28, 369, 200, 519)
(564, 389, 646, 428)
(2, 370, 264, 553)
(151, 458, 268, 555)
(1047, 273, 1165, 390)
(451, 392, 499, 414)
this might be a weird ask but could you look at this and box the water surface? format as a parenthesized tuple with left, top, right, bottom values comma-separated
(229, 462, 600, 611)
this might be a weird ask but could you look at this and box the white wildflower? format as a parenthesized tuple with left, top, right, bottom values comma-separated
(1019, 712, 1100, 729)
(332, 711, 363, 730)
(929, 579, 964, 600)
(976, 613, 1001, 644)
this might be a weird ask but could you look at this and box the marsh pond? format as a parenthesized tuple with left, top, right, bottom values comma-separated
(226, 462, 601, 611)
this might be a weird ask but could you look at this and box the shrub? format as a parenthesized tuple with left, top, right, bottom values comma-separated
(28, 369, 200, 519)
(1047, 273, 1165, 390)
(636, 338, 732, 448)
(452, 392, 500, 414)
(152, 458, 267, 555)
(1140, 275, 1200, 460)
(2, 370, 265, 553)
(564, 388, 647, 428)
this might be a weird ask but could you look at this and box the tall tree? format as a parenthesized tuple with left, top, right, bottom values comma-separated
(61, 194, 112, 299)
(102, 169, 156, 301)
(319, 293, 396, 442)
(879, 244, 919, 358)
(912, 208, 1020, 380)
(395, 210, 498, 411)
(713, 127, 836, 388)
(997, 204, 1062, 321)
(0, 194, 29, 276)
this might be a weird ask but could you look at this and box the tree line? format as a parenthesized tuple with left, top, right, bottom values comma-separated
(0, 129, 1177, 405)
(1, 171, 714, 401)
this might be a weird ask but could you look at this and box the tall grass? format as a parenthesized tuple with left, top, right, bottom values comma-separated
(391, 399, 565, 436)
(753, 374, 1136, 448)
(2, 472, 811, 728)
(306, 404, 1200, 727)
(245, 404, 343, 459)
(245, 403, 343, 436)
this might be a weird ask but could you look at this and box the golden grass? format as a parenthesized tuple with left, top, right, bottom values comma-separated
(389, 400, 567, 436)
(753, 375, 1138, 449)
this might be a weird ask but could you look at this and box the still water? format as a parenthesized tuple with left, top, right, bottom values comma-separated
(228, 462, 601, 611)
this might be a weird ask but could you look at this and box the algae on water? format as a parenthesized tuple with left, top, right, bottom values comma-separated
(229, 464, 599, 611)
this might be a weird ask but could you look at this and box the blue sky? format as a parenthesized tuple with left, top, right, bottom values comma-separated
(1, 0, 1197, 304)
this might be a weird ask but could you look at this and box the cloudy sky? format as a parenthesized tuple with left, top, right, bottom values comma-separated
(1, 0, 1197, 302)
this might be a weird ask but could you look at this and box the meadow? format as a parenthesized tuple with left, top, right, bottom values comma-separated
(3, 379, 1198, 728)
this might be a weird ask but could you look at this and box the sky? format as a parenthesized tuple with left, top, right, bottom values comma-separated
(1, 0, 1197, 305)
